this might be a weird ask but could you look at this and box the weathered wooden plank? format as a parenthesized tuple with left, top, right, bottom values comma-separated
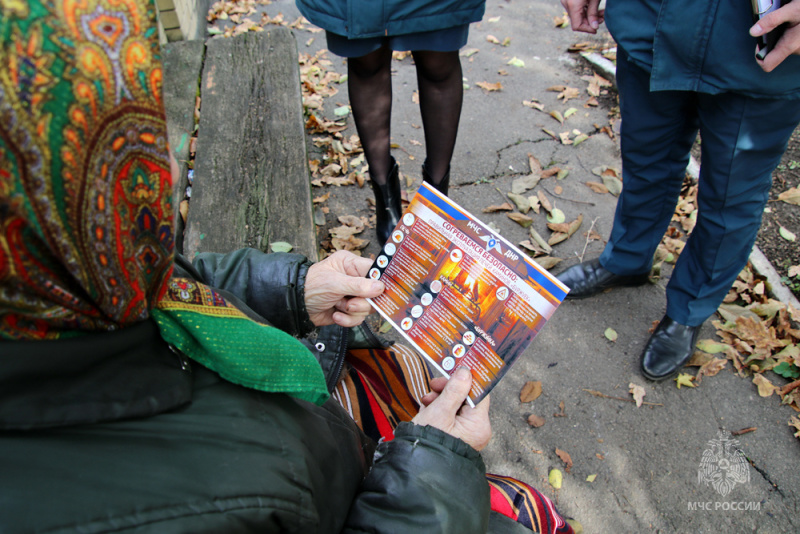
(185, 28, 317, 261)
(161, 39, 205, 254)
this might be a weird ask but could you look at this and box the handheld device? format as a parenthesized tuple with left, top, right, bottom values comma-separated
(752, 0, 789, 60)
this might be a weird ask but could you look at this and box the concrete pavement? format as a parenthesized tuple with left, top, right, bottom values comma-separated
(217, 1, 800, 531)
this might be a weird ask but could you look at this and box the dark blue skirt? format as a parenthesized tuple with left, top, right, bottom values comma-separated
(326, 24, 469, 58)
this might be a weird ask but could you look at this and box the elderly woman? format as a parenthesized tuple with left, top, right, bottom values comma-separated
(0, 2, 573, 532)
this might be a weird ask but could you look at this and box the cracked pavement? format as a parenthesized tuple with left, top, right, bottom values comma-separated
(246, 0, 800, 531)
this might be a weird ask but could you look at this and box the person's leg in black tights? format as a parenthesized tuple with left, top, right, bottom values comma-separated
(348, 45, 393, 185)
(411, 50, 464, 185)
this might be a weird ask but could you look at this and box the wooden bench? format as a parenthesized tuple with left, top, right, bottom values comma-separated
(162, 27, 318, 262)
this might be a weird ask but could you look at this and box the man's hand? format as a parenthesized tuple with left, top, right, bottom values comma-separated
(305, 250, 383, 327)
(412, 367, 492, 451)
(751, 0, 800, 72)
(561, 0, 604, 34)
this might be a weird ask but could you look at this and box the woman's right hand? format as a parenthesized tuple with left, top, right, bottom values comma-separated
(412, 367, 492, 451)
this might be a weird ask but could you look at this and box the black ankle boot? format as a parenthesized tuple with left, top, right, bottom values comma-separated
(370, 157, 402, 244)
(422, 160, 450, 196)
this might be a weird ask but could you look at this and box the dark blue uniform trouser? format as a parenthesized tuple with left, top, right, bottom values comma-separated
(599, 51, 800, 326)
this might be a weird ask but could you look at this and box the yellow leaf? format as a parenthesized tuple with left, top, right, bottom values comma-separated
(753, 374, 776, 397)
(604, 328, 617, 342)
(675, 373, 696, 388)
(549, 469, 562, 489)
(586, 474, 597, 483)
(550, 110, 564, 124)
(486, 35, 500, 44)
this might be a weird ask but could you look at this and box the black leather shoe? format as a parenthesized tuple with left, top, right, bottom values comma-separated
(370, 157, 402, 244)
(556, 258, 649, 300)
(640, 315, 700, 381)
(422, 160, 450, 196)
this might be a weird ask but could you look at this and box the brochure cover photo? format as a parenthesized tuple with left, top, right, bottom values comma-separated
(366, 182, 569, 405)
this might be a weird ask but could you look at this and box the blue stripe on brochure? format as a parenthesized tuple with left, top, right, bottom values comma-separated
(419, 183, 568, 302)
(526, 263, 567, 302)
(418, 184, 468, 221)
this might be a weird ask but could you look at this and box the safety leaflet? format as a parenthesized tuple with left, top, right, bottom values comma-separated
(366, 182, 569, 405)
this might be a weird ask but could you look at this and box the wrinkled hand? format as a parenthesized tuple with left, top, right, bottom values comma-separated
(751, 0, 800, 72)
(561, 0, 604, 34)
(305, 250, 384, 327)
(412, 367, 492, 451)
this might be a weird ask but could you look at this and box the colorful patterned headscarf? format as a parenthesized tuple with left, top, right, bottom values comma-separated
(0, 0, 328, 405)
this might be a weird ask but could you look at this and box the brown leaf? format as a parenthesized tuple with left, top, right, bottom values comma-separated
(585, 181, 608, 194)
(313, 192, 330, 204)
(553, 400, 566, 417)
(338, 215, 365, 230)
(523, 100, 545, 111)
(753, 374, 776, 397)
(486, 35, 500, 44)
(476, 81, 503, 92)
(731, 427, 757, 436)
(555, 448, 573, 473)
(520, 381, 543, 403)
(329, 225, 361, 239)
(518, 240, 545, 255)
(508, 212, 534, 228)
(527, 414, 546, 428)
(557, 87, 581, 102)
(179, 200, 189, 224)
(547, 214, 583, 238)
(538, 191, 553, 213)
(482, 202, 514, 213)
(528, 154, 542, 177)
(535, 256, 563, 270)
(550, 110, 564, 124)
(695, 357, 727, 385)
(777, 186, 800, 205)
(541, 166, 560, 179)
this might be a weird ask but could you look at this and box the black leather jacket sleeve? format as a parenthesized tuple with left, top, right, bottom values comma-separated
(187, 248, 316, 337)
(344, 422, 491, 533)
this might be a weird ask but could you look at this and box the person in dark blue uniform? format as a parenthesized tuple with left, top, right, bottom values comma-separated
(557, 0, 800, 380)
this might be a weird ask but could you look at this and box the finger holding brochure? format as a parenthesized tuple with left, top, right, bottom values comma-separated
(366, 182, 569, 406)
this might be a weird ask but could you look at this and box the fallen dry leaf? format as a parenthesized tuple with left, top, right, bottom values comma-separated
(476, 81, 503, 92)
(777, 186, 800, 205)
(508, 212, 534, 228)
(675, 373, 696, 389)
(555, 448, 573, 473)
(554, 400, 566, 417)
(753, 374, 776, 397)
(527, 414, 546, 427)
(585, 181, 608, 194)
(520, 381, 543, 403)
(629, 383, 646, 407)
(535, 256, 563, 270)
(483, 202, 514, 213)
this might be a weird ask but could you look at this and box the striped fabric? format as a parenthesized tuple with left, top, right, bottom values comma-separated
(335, 346, 574, 533)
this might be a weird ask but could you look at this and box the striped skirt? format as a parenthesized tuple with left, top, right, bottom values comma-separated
(333, 345, 575, 533)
